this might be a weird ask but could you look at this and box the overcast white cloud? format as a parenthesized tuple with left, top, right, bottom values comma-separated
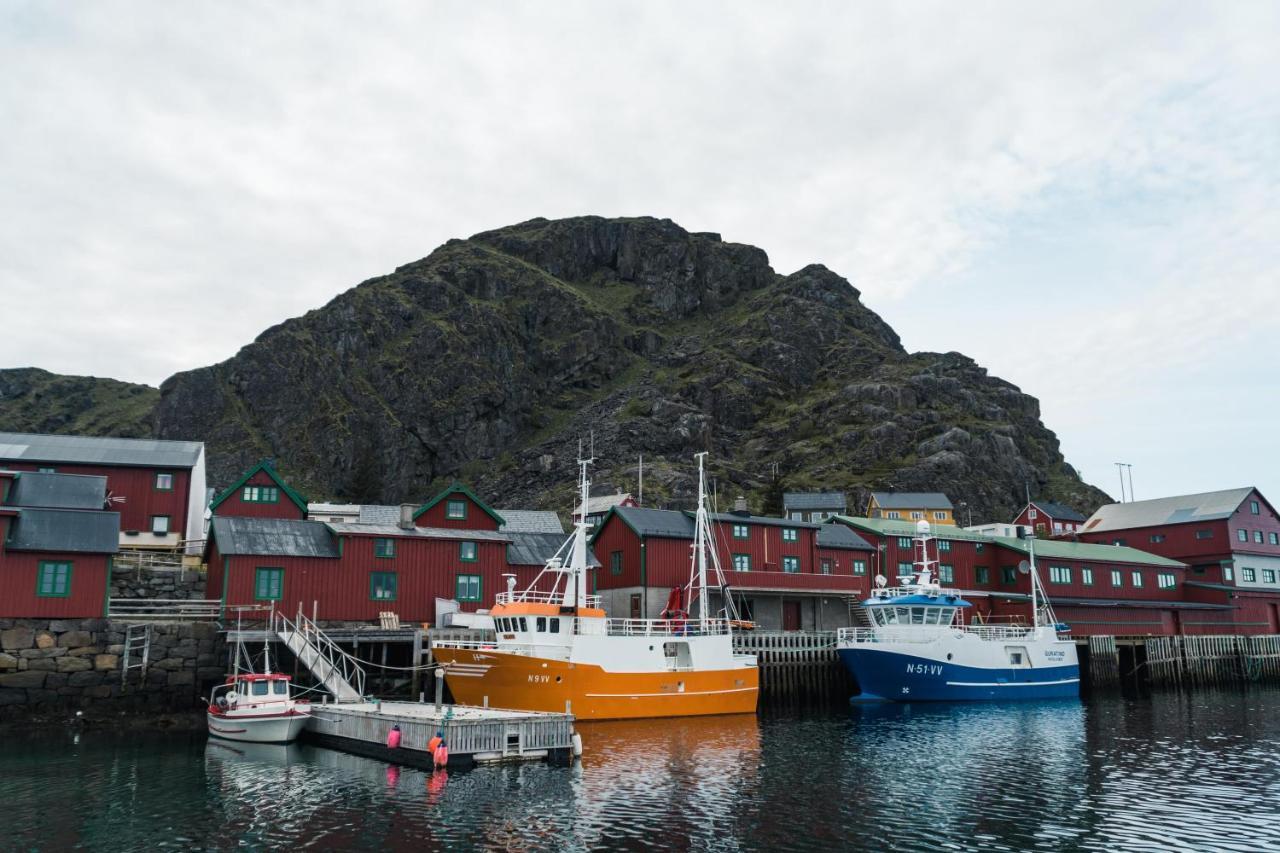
(1, 1, 1277, 503)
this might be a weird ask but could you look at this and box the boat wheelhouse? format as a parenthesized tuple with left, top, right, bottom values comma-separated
(837, 520, 1079, 702)
(434, 454, 759, 720)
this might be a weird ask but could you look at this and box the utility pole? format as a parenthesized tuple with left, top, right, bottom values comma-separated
(1124, 464, 1135, 502)
(1114, 462, 1128, 503)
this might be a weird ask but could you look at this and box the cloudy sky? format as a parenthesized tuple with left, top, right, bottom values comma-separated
(2, 2, 1277, 503)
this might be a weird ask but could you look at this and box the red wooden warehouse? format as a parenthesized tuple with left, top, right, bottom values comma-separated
(209, 460, 309, 520)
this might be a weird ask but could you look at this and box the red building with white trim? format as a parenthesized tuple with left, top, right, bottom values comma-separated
(1012, 500, 1088, 537)
(209, 460, 309, 520)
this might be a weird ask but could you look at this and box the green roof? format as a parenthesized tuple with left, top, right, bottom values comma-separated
(990, 537, 1186, 568)
(831, 515, 993, 544)
(209, 460, 309, 515)
(414, 481, 506, 526)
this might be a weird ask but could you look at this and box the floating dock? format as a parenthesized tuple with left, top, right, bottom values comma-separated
(304, 700, 577, 769)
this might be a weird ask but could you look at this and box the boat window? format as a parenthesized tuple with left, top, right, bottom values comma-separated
(911, 607, 926, 625)
(924, 609, 939, 625)
(939, 608, 954, 626)
(252, 681, 269, 696)
(536, 617, 546, 632)
(519, 617, 528, 632)
(550, 617, 560, 633)
(273, 681, 288, 695)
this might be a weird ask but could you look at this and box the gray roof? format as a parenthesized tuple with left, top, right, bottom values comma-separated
(871, 491, 954, 510)
(816, 524, 874, 551)
(610, 506, 697, 538)
(1028, 500, 1086, 523)
(705, 512, 820, 530)
(783, 491, 848, 510)
(498, 509, 565, 535)
(506, 531, 600, 568)
(326, 522, 510, 542)
(0, 432, 203, 469)
(6, 508, 119, 553)
(6, 471, 107, 510)
(358, 505, 402, 525)
(1081, 488, 1255, 534)
(576, 493, 634, 515)
(210, 516, 339, 558)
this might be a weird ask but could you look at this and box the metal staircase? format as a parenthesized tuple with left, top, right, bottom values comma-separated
(846, 597, 873, 628)
(274, 609, 365, 703)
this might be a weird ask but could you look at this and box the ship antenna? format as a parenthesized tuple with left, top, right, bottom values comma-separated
(694, 452, 711, 632)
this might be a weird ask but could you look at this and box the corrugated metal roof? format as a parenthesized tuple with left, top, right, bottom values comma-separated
(871, 491, 954, 510)
(575, 493, 634, 515)
(1080, 488, 1254, 534)
(6, 508, 119, 553)
(1029, 500, 1087, 523)
(835, 516, 993, 543)
(816, 524, 874, 551)
(506, 532, 599, 567)
(703, 512, 821, 530)
(783, 492, 848, 510)
(0, 432, 203, 468)
(326, 522, 510, 542)
(612, 506, 697, 539)
(991, 536, 1186, 568)
(358, 505, 402, 525)
(211, 516, 339, 557)
(7, 471, 107, 510)
(498, 510, 565, 535)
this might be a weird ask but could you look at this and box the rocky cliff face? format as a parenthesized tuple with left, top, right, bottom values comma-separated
(0, 368, 157, 437)
(1, 216, 1108, 519)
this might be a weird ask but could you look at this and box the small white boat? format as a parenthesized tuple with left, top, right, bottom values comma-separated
(207, 672, 311, 743)
(207, 607, 311, 743)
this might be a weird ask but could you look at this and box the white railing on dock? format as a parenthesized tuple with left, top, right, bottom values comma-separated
(274, 610, 366, 702)
(495, 590, 602, 608)
(108, 598, 221, 620)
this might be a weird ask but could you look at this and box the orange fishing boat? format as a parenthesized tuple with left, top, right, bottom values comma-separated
(434, 454, 759, 720)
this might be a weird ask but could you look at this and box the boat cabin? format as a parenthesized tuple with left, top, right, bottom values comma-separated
(212, 673, 295, 709)
(864, 592, 971, 628)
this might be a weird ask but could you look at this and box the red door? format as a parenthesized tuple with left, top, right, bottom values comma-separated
(782, 600, 802, 632)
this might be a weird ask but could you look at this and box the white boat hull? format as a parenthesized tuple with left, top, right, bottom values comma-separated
(207, 710, 310, 744)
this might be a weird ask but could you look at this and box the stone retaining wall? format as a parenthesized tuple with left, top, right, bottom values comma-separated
(109, 566, 207, 600)
(0, 618, 225, 717)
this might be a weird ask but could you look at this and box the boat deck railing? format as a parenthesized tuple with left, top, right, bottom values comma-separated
(435, 617, 733, 648)
(869, 585, 965, 601)
(838, 624, 1040, 644)
(495, 591, 603, 608)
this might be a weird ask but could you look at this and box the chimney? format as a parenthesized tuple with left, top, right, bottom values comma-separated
(733, 496, 750, 516)
(399, 503, 416, 530)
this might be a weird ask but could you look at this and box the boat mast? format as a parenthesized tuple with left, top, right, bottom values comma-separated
(1029, 534, 1040, 630)
(566, 450, 592, 611)
(693, 452, 711, 632)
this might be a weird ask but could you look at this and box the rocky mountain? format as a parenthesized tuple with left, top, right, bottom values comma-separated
(0, 367, 157, 437)
(0, 216, 1109, 520)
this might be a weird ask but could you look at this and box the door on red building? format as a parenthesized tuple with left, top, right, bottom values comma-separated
(630, 594, 642, 620)
(782, 600, 802, 632)
(1270, 603, 1280, 634)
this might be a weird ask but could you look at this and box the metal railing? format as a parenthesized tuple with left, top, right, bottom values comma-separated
(112, 549, 188, 573)
(869, 585, 964, 601)
(837, 624, 1040, 645)
(602, 617, 731, 637)
(108, 598, 221, 620)
(274, 609, 366, 701)
(495, 590, 602, 608)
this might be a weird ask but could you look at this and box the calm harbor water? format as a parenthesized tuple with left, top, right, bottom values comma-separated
(3, 691, 1280, 852)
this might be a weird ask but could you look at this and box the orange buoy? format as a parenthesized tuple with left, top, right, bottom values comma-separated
(427, 731, 443, 754)
(386, 724, 402, 749)
(433, 742, 448, 769)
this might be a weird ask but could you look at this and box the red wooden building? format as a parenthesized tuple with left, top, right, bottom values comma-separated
(1078, 487, 1280, 633)
(413, 482, 504, 531)
(209, 460, 309, 520)
(591, 505, 874, 631)
(830, 516, 1224, 636)
(1012, 500, 1088, 537)
(0, 432, 206, 552)
(0, 470, 119, 618)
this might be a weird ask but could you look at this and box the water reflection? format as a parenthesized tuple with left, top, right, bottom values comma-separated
(3, 693, 1280, 851)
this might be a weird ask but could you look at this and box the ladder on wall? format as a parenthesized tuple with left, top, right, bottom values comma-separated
(121, 624, 152, 687)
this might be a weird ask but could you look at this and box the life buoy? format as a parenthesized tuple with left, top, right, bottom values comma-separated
(433, 743, 449, 768)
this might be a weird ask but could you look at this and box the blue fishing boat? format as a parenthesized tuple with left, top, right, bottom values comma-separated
(837, 521, 1079, 702)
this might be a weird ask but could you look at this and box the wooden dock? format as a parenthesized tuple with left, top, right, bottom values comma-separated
(304, 700, 577, 769)
(734, 631, 852, 701)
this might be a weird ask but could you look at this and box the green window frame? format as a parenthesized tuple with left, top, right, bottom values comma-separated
(370, 571, 397, 601)
(732, 524, 749, 540)
(446, 499, 468, 520)
(820, 558, 833, 575)
(1131, 571, 1144, 587)
(254, 567, 284, 601)
(897, 537, 912, 549)
(782, 556, 800, 573)
(1049, 566, 1071, 584)
(456, 573, 482, 602)
(154, 472, 174, 491)
(36, 561, 72, 597)
(1081, 567, 1094, 586)
(610, 550, 623, 575)
(1111, 569, 1123, 586)
(853, 559, 867, 576)
(243, 485, 280, 503)
(782, 528, 798, 543)
(938, 540, 952, 552)
(938, 564, 954, 584)
(975, 542, 984, 553)
(375, 538, 396, 558)
(975, 566, 990, 584)
(37, 466, 55, 474)
(1241, 567, 1256, 582)
(1264, 569, 1276, 584)
(733, 553, 751, 572)
(1238, 529, 1248, 542)
(1001, 566, 1017, 585)
(1158, 572, 1177, 589)
(1223, 564, 1235, 582)
(459, 541, 478, 562)
(899, 561, 915, 577)
(150, 515, 170, 535)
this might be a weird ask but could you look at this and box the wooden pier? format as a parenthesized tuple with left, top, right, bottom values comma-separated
(304, 700, 577, 769)
(734, 631, 852, 701)
(1137, 634, 1280, 689)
